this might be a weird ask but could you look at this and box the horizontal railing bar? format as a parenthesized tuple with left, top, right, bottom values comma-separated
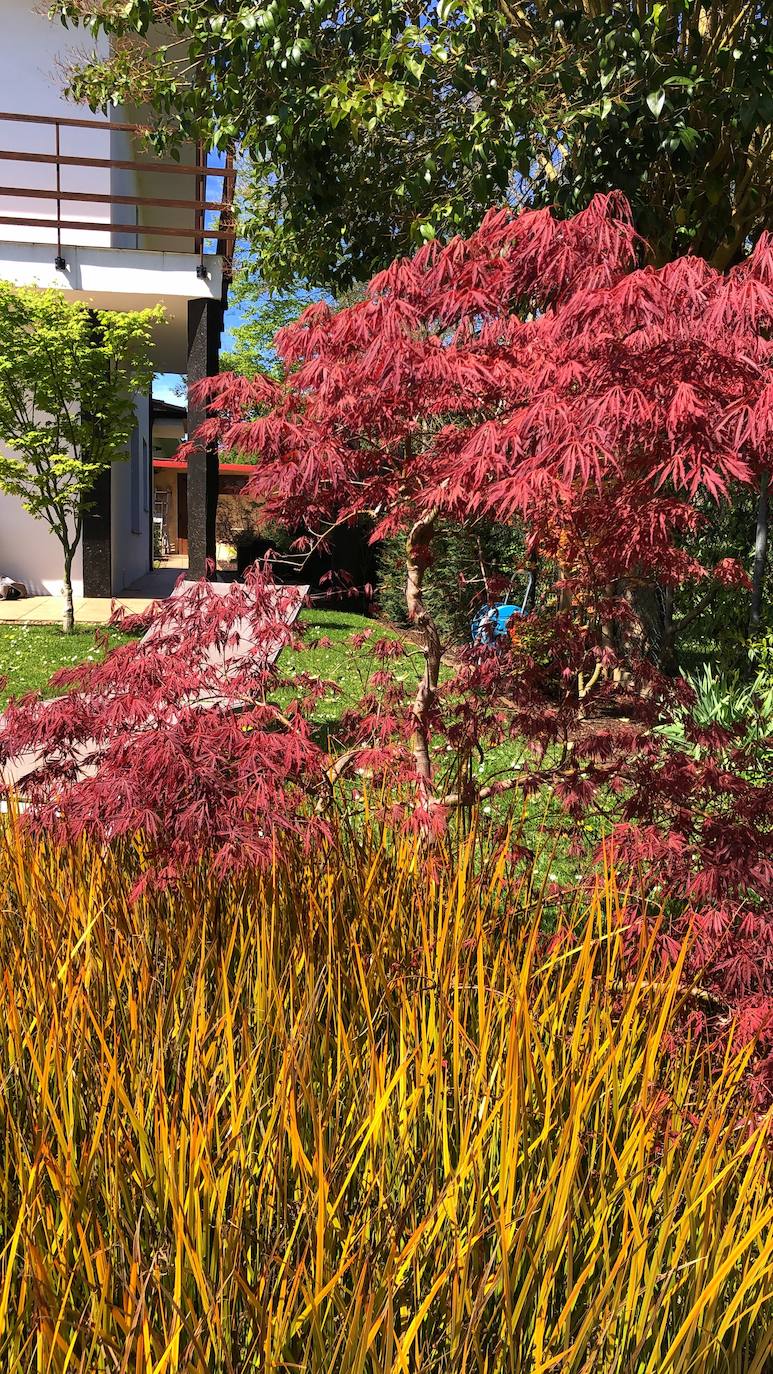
(0, 214, 231, 241)
(0, 150, 235, 178)
(0, 110, 157, 135)
(0, 186, 227, 213)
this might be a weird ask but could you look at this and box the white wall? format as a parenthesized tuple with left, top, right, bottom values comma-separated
(0, 5, 215, 594)
(0, 474, 83, 597)
(111, 392, 152, 593)
(0, 237, 222, 297)
(135, 138, 200, 254)
(110, 123, 140, 250)
(0, 3, 202, 254)
(0, 2, 112, 247)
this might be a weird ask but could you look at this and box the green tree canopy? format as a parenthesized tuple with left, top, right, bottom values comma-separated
(220, 275, 329, 378)
(0, 286, 161, 630)
(54, 1, 773, 285)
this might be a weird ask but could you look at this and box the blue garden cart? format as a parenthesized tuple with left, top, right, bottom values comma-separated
(471, 570, 536, 645)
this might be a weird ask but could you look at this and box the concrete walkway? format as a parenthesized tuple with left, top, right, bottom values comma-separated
(0, 594, 156, 625)
(124, 567, 185, 598)
(0, 566, 241, 625)
(0, 568, 185, 624)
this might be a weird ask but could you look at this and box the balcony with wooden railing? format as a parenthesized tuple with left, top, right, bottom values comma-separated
(0, 111, 236, 277)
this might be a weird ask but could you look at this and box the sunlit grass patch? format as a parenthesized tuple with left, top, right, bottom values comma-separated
(0, 623, 134, 706)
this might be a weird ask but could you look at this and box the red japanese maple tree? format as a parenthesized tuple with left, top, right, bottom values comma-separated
(183, 193, 772, 1061)
(1, 195, 771, 1070)
(188, 192, 771, 769)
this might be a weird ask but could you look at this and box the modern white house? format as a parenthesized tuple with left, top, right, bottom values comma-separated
(0, 1, 233, 598)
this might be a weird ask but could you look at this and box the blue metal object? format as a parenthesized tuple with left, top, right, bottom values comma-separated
(471, 603, 519, 642)
(471, 573, 535, 644)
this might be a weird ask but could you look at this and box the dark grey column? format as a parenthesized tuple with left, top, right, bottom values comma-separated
(82, 319, 113, 598)
(186, 298, 221, 579)
(82, 466, 112, 597)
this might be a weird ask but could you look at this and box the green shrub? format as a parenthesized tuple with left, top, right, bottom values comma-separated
(658, 632, 773, 776)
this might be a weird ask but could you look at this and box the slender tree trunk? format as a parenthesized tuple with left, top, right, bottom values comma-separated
(62, 549, 75, 634)
(749, 469, 769, 635)
(659, 585, 679, 676)
(406, 510, 441, 789)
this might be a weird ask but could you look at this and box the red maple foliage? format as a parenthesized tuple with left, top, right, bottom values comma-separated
(1, 196, 771, 1076)
(181, 192, 772, 1067)
(0, 570, 330, 882)
(186, 192, 771, 581)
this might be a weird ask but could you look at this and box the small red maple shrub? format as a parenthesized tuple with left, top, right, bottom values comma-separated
(0, 570, 330, 882)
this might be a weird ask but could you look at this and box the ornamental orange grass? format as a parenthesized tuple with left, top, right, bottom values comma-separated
(0, 819, 771, 1372)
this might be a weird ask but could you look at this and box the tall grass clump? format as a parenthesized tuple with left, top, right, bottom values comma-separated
(0, 821, 771, 1372)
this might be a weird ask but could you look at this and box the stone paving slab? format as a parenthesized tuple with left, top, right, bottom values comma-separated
(0, 596, 155, 625)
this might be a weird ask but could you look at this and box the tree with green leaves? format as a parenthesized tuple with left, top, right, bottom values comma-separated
(0, 286, 161, 631)
(220, 275, 329, 378)
(55, 1, 773, 285)
(55, 0, 537, 287)
(518, 0, 773, 269)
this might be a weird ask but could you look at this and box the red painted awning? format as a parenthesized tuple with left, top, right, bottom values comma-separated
(153, 458, 256, 476)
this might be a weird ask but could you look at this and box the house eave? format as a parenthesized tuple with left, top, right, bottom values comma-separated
(0, 240, 224, 371)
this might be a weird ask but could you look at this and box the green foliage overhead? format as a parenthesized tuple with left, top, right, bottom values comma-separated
(0, 285, 161, 626)
(538, 0, 773, 267)
(55, 0, 536, 287)
(53, 1, 773, 285)
(219, 273, 329, 377)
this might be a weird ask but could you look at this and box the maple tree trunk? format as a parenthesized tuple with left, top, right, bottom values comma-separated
(62, 551, 75, 635)
(749, 469, 769, 635)
(406, 510, 441, 788)
(615, 577, 670, 672)
(659, 585, 679, 677)
(522, 554, 539, 613)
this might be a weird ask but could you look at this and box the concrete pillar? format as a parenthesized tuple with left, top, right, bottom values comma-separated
(186, 298, 221, 579)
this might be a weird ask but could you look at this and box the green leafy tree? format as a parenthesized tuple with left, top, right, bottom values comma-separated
(220, 274, 329, 378)
(51, 0, 549, 286)
(54, 1, 773, 283)
(0, 286, 161, 631)
(524, 0, 773, 269)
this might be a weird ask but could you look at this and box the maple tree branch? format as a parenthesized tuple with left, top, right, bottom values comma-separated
(405, 506, 441, 789)
(749, 469, 769, 634)
(435, 742, 577, 809)
(315, 748, 363, 814)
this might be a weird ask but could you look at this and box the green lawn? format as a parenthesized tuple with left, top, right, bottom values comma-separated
(281, 607, 423, 742)
(0, 609, 398, 711)
(0, 624, 135, 708)
(285, 610, 595, 886)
